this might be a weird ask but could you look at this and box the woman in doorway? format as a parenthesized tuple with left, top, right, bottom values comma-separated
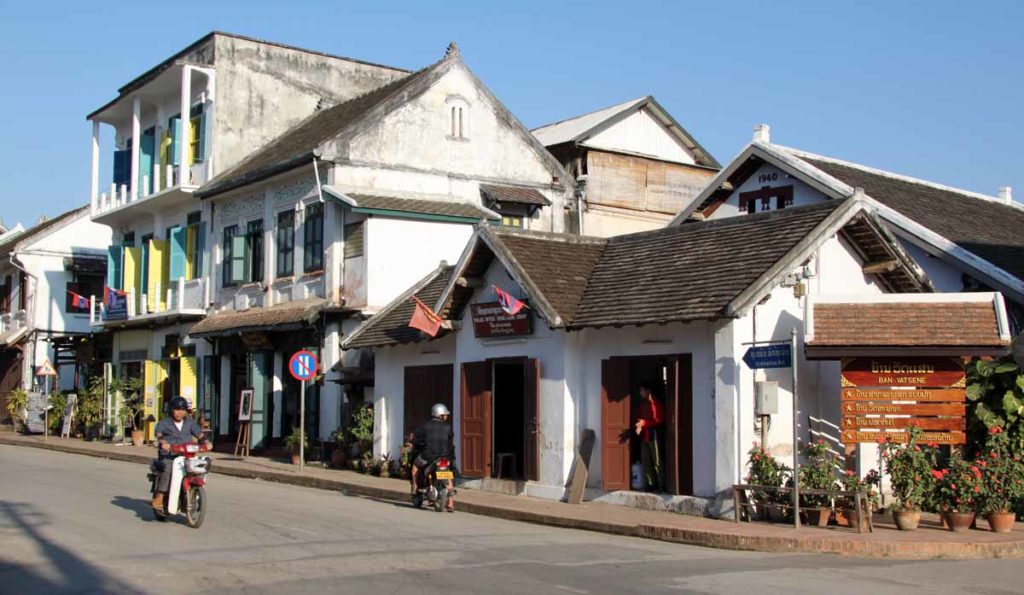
(635, 381, 664, 492)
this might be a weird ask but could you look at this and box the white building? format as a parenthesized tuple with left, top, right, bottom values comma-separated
(0, 206, 111, 418)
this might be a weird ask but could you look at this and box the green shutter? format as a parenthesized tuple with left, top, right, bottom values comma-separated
(169, 116, 181, 167)
(107, 245, 124, 290)
(139, 131, 156, 194)
(230, 235, 247, 284)
(168, 226, 187, 281)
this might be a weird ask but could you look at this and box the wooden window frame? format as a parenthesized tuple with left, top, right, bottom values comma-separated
(303, 203, 324, 273)
(276, 210, 295, 277)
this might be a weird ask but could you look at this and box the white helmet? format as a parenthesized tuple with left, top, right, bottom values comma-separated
(431, 403, 450, 419)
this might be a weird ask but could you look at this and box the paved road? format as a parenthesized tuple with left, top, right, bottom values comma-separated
(0, 445, 1021, 595)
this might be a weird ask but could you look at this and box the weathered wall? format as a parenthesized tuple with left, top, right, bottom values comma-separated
(583, 108, 698, 165)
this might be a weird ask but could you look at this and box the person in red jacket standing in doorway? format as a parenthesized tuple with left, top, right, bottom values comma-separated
(635, 381, 664, 492)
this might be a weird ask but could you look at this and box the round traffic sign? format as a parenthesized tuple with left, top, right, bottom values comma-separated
(289, 350, 319, 382)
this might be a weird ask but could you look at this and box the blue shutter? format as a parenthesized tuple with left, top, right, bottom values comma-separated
(139, 132, 156, 194)
(106, 245, 123, 290)
(112, 150, 131, 188)
(168, 227, 187, 281)
(169, 116, 181, 167)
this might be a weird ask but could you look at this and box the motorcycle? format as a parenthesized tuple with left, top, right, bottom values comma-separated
(148, 442, 212, 528)
(411, 456, 455, 512)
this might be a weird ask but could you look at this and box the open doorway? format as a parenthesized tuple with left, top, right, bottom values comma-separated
(493, 361, 526, 480)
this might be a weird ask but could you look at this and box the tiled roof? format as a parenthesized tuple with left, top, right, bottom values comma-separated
(343, 266, 454, 349)
(348, 194, 497, 220)
(810, 300, 1008, 348)
(801, 157, 1024, 282)
(480, 184, 552, 207)
(532, 97, 647, 147)
(188, 298, 327, 337)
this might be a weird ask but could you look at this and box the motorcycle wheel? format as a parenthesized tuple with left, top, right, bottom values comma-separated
(434, 487, 448, 513)
(185, 485, 206, 529)
(412, 494, 423, 509)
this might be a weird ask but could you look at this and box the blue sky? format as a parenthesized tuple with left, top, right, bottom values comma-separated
(1, 0, 1021, 227)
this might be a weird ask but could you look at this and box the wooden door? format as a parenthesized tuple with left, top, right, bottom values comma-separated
(601, 358, 632, 490)
(663, 355, 694, 495)
(0, 348, 24, 422)
(460, 361, 492, 478)
(404, 364, 454, 436)
(523, 359, 540, 482)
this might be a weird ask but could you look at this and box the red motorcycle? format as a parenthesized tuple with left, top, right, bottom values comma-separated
(412, 456, 455, 512)
(148, 442, 212, 528)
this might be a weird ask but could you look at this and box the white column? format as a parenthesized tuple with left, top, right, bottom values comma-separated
(219, 354, 231, 435)
(90, 121, 100, 211)
(180, 66, 192, 183)
(319, 320, 342, 438)
(130, 96, 141, 200)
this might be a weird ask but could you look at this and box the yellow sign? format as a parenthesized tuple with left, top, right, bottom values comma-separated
(35, 359, 57, 377)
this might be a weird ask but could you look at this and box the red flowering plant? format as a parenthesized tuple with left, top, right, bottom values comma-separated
(746, 443, 792, 505)
(798, 439, 839, 507)
(933, 455, 983, 513)
(880, 425, 937, 512)
(839, 468, 881, 511)
(978, 425, 1024, 514)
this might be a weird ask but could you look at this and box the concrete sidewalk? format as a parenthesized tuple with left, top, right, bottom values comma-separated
(2, 432, 1022, 560)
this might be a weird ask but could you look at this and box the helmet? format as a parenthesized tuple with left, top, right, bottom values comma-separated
(431, 403, 450, 419)
(169, 396, 189, 411)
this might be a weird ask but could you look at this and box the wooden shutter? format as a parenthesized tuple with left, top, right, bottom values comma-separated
(112, 150, 131, 188)
(168, 227, 187, 281)
(169, 116, 181, 167)
(180, 356, 198, 410)
(197, 111, 207, 162)
(139, 131, 155, 194)
(403, 364, 454, 436)
(523, 358, 541, 482)
(106, 245, 123, 291)
(230, 235, 247, 285)
(601, 358, 632, 491)
(460, 361, 492, 478)
(147, 240, 169, 312)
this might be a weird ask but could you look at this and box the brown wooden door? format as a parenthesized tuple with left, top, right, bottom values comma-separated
(0, 347, 24, 422)
(664, 355, 694, 495)
(404, 364, 454, 436)
(601, 358, 632, 490)
(523, 358, 540, 481)
(665, 359, 679, 495)
(460, 361, 492, 478)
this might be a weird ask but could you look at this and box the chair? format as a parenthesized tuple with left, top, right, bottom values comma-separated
(495, 452, 516, 479)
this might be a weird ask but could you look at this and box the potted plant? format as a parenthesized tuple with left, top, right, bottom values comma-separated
(977, 425, 1021, 533)
(330, 428, 349, 469)
(284, 427, 309, 465)
(799, 439, 838, 526)
(348, 404, 375, 461)
(47, 392, 67, 435)
(113, 377, 145, 446)
(74, 378, 105, 440)
(745, 443, 791, 522)
(360, 451, 376, 474)
(5, 388, 28, 432)
(880, 426, 936, 530)
(836, 469, 880, 530)
(377, 453, 393, 478)
(934, 455, 982, 532)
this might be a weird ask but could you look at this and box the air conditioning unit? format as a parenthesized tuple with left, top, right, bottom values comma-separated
(755, 381, 779, 416)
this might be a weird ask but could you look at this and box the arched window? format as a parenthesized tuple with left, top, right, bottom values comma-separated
(446, 96, 469, 140)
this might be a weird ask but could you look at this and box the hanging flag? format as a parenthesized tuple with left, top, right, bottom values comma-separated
(408, 296, 443, 337)
(493, 285, 528, 316)
(67, 290, 89, 310)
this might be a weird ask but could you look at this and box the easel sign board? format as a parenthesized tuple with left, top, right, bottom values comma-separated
(238, 389, 254, 422)
(61, 393, 77, 438)
(25, 391, 46, 434)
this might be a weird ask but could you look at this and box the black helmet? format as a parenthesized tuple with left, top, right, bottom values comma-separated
(169, 396, 189, 411)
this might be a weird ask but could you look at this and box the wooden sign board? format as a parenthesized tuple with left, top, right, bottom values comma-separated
(470, 301, 532, 338)
(841, 388, 965, 403)
(25, 391, 46, 434)
(567, 429, 595, 505)
(60, 394, 77, 438)
(842, 416, 965, 431)
(841, 357, 965, 388)
(842, 402, 965, 416)
(841, 430, 966, 445)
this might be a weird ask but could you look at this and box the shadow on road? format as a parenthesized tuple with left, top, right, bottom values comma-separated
(111, 495, 160, 522)
(0, 500, 141, 594)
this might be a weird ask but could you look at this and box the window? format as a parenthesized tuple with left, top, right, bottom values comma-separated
(189, 104, 205, 164)
(501, 214, 523, 228)
(446, 97, 468, 139)
(344, 221, 365, 259)
(277, 210, 295, 277)
(0, 275, 11, 313)
(223, 225, 244, 287)
(247, 219, 264, 283)
(140, 233, 153, 290)
(739, 185, 794, 214)
(492, 202, 528, 228)
(186, 211, 202, 279)
(122, 231, 135, 247)
(303, 203, 324, 273)
(66, 272, 103, 313)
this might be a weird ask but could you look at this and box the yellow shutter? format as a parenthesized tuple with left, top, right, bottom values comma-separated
(160, 131, 172, 167)
(123, 247, 142, 312)
(144, 360, 157, 442)
(180, 356, 198, 411)
(147, 239, 169, 312)
(184, 224, 196, 280)
(182, 118, 192, 168)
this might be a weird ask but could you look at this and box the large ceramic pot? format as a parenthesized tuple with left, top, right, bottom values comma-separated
(892, 509, 921, 531)
(943, 511, 976, 532)
(986, 511, 1016, 533)
(804, 507, 831, 527)
(330, 449, 346, 469)
(766, 503, 788, 523)
(131, 429, 145, 447)
(291, 452, 302, 466)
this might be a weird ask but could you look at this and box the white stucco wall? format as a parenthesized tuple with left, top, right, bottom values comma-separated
(707, 163, 826, 219)
(583, 108, 697, 165)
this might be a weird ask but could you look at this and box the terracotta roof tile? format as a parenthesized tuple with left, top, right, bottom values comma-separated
(348, 194, 496, 220)
(344, 267, 454, 349)
(480, 184, 552, 207)
(810, 302, 1006, 347)
(189, 298, 327, 337)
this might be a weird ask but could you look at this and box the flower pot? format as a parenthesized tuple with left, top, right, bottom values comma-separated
(892, 509, 921, 531)
(347, 459, 359, 471)
(330, 450, 346, 469)
(291, 453, 302, 465)
(131, 430, 145, 447)
(985, 511, 1016, 533)
(943, 511, 976, 532)
(766, 503, 787, 523)
(804, 507, 831, 527)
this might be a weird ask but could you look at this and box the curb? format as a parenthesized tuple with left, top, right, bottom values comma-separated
(4, 436, 1022, 560)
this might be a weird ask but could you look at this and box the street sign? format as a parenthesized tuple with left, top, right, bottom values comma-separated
(841, 430, 966, 445)
(840, 357, 965, 388)
(841, 416, 965, 431)
(36, 358, 57, 377)
(841, 388, 965, 403)
(289, 350, 318, 382)
(742, 343, 792, 369)
(842, 401, 965, 416)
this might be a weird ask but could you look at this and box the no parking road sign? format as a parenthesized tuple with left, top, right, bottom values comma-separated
(289, 350, 319, 382)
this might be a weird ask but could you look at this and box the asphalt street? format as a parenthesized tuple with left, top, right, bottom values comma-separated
(0, 444, 1021, 595)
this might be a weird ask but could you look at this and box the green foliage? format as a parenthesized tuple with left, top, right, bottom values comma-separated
(839, 468, 881, 510)
(977, 425, 1024, 514)
(346, 404, 375, 456)
(47, 392, 67, 434)
(5, 388, 28, 429)
(799, 439, 839, 507)
(880, 425, 938, 512)
(745, 443, 791, 504)
(74, 377, 105, 438)
(284, 427, 309, 451)
(966, 356, 1024, 456)
(933, 455, 983, 513)
(112, 377, 144, 431)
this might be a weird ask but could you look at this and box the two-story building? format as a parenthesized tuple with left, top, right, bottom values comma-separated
(87, 32, 409, 440)
(0, 206, 110, 420)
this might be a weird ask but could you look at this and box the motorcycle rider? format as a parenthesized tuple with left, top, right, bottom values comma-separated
(152, 396, 207, 511)
(410, 403, 456, 512)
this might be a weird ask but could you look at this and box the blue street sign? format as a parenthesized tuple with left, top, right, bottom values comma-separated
(742, 344, 792, 369)
(289, 350, 319, 382)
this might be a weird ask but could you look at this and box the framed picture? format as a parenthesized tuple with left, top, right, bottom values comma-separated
(238, 389, 254, 422)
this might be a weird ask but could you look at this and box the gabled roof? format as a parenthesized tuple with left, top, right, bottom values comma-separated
(479, 184, 552, 207)
(673, 141, 1024, 304)
(426, 198, 929, 334)
(531, 95, 720, 168)
(189, 298, 327, 338)
(324, 189, 499, 222)
(0, 205, 90, 258)
(343, 265, 454, 349)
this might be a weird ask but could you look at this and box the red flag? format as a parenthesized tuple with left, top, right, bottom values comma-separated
(408, 296, 443, 337)
(493, 285, 528, 316)
(67, 290, 89, 310)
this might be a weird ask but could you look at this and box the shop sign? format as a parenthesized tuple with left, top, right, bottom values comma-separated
(103, 288, 128, 321)
(841, 430, 966, 445)
(840, 388, 966, 402)
(471, 301, 531, 338)
(841, 416, 965, 431)
(841, 357, 965, 388)
(842, 401, 965, 416)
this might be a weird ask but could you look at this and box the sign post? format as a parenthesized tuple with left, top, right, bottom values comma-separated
(36, 358, 58, 441)
(289, 350, 319, 472)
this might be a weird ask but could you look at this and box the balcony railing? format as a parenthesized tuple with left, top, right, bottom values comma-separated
(0, 309, 28, 336)
(90, 277, 209, 326)
(91, 160, 212, 218)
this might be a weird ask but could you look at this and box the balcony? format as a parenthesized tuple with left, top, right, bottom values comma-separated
(91, 161, 211, 227)
(90, 277, 209, 329)
(0, 308, 28, 347)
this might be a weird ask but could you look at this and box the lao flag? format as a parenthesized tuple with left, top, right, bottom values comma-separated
(68, 290, 89, 310)
(493, 285, 527, 316)
(408, 296, 443, 337)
